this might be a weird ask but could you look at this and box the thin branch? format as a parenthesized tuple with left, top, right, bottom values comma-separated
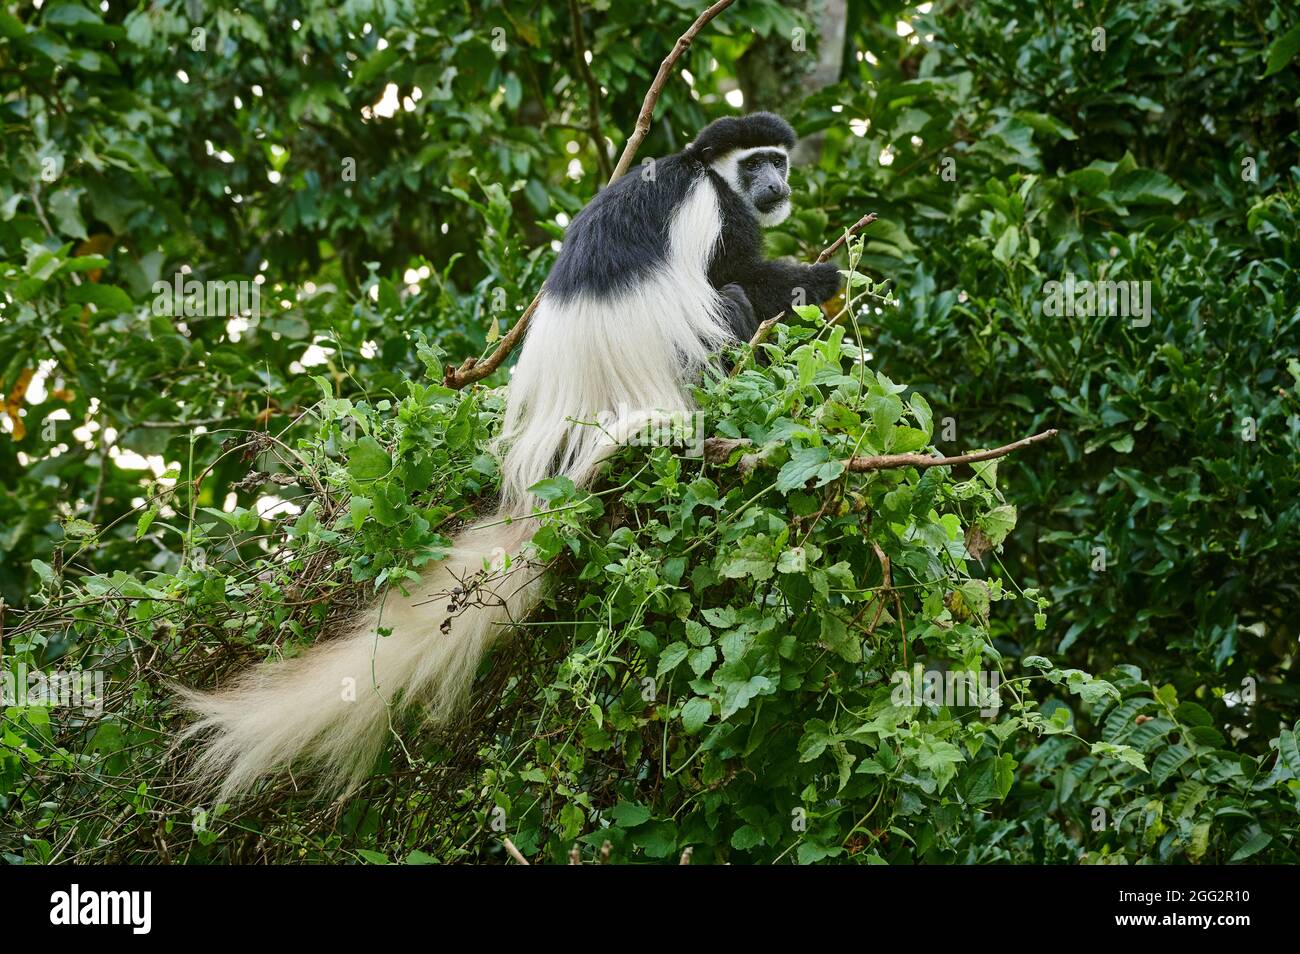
(816, 212, 877, 264)
(126, 417, 229, 430)
(703, 429, 1060, 474)
(568, 0, 613, 182)
(845, 429, 1059, 472)
(747, 315, 782, 349)
(442, 296, 539, 387)
(443, 0, 737, 390)
(607, 0, 738, 182)
(502, 837, 530, 865)
(743, 211, 879, 354)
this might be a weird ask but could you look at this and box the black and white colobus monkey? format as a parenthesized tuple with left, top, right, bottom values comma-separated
(499, 111, 840, 512)
(180, 113, 840, 798)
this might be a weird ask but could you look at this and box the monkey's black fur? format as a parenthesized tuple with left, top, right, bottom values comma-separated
(685, 112, 798, 163)
(545, 153, 700, 302)
(704, 168, 840, 336)
(544, 112, 840, 340)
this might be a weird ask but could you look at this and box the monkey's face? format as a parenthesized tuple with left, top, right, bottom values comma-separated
(712, 147, 792, 227)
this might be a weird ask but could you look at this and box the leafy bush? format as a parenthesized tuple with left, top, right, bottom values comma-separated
(5, 243, 1295, 864)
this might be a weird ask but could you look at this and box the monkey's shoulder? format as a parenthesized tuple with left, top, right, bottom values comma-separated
(545, 155, 707, 301)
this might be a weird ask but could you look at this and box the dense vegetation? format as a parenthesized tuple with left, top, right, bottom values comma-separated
(1, 0, 1297, 864)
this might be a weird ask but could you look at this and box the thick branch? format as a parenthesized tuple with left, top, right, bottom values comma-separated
(443, 0, 737, 390)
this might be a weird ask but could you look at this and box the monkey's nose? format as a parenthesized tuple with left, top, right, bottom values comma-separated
(757, 185, 789, 210)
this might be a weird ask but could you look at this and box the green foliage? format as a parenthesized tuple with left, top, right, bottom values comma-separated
(2, 0, 1298, 863)
(809, 0, 1300, 863)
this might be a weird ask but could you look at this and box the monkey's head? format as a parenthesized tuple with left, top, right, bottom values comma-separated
(687, 112, 797, 227)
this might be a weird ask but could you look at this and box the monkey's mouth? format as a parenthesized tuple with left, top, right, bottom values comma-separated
(756, 198, 792, 227)
(755, 196, 785, 213)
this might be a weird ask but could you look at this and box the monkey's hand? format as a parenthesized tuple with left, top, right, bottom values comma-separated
(718, 282, 757, 340)
(804, 262, 843, 305)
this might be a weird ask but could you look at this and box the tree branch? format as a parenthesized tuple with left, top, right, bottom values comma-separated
(844, 429, 1059, 472)
(607, 0, 738, 182)
(443, 0, 738, 389)
(568, 0, 613, 182)
(704, 429, 1060, 474)
(816, 212, 877, 264)
(502, 837, 530, 865)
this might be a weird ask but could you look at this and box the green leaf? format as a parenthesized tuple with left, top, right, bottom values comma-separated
(1263, 23, 1300, 77)
(1111, 169, 1185, 206)
(528, 475, 576, 502)
(1272, 728, 1300, 780)
(347, 437, 392, 480)
(1228, 829, 1272, 862)
(66, 282, 134, 313)
(48, 187, 88, 239)
(715, 662, 772, 720)
(798, 719, 832, 762)
(776, 445, 843, 492)
(819, 612, 860, 663)
(681, 697, 712, 734)
(135, 506, 159, 540)
(656, 641, 688, 676)
(62, 518, 97, 539)
(608, 801, 651, 828)
(31, 559, 56, 586)
(730, 825, 765, 850)
(719, 535, 776, 581)
(992, 225, 1020, 264)
(349, 496, 373, 530)
(915, 739, 964, 793)
(977, 505, 1017, 546)
(1092, 741, 1148, 774)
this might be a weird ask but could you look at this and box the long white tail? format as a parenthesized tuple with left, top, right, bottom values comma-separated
(178, 517, 543, 800)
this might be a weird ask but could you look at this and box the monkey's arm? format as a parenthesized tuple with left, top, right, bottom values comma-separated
(717, 282, 757, 340)
(739, 260, 842, 323)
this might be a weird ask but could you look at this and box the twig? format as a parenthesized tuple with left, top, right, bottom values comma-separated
(126, 417, 229, 431)
(815, 212, 877, 264)
(748, 315, 782, 349)
(443, 0, 737, 390)
(502, 837, 530, 865)
(568, 0, 613, 182)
